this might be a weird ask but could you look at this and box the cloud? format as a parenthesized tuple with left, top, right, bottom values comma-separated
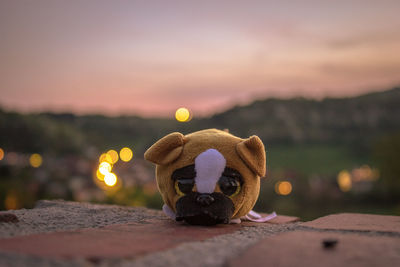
(326, 30, 400, 49)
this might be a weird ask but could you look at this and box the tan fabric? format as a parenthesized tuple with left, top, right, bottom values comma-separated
(144, 132, 186, 165)
(236, 135, 266, 177)
(144, 129, 267, 219)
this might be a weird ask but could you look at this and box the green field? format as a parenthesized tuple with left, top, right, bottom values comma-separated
(268, 144, 370, 176)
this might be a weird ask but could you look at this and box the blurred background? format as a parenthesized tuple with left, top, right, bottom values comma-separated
(0, 0, 399, 220)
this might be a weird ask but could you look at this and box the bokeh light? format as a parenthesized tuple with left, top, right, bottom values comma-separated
(29, 153, 42, 168)
(99, 161, 112, 175)
(99, 153, 113, 164)
(0, 148, 4, 160)
(337, 170, 352, 192)
(120, 147, 133, 162)
(175, 107, 191, 122)
(352, 165, 380, 182)
(95, 150, 124, 189)
(275, 181, 292, 195)
(5, 192, 18, 210)
(96, 169, 105, 181)
(107, 149, 119, 164)
(104, 172, 117, 187)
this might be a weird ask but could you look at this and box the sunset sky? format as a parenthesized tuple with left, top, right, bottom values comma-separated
(1, 0, 399, 117)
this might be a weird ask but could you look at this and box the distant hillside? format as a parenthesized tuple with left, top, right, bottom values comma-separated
(201, 87, 400, 146)
(1, 87, 399, 155)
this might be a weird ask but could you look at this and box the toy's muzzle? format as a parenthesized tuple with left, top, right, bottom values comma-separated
(175, 192, 234, 226)
(196, 193, 215, 206)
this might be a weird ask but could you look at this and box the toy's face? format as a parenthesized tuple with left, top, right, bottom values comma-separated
(145, 129, 266, 226)
(172, 150, 243, 225)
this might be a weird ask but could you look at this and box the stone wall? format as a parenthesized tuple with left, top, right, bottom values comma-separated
(0, 200, 399, 266)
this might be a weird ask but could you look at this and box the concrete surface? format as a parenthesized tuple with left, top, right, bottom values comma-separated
(229, 231, 400, 267)
(301, 213, 400, 233)
(0, 200, 163, 239)
(0, 200, 399, 267)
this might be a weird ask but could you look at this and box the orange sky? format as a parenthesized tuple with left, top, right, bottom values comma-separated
(1, 0, 400, 117)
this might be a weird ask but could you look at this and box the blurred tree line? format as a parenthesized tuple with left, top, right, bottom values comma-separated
(2, 87, 399, 157)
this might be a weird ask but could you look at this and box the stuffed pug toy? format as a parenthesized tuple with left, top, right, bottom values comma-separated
(144, 129, 276, 226)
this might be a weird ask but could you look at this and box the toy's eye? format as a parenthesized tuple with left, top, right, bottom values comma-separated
(218, 176, 241, 197)
(175, 178, 195, 196)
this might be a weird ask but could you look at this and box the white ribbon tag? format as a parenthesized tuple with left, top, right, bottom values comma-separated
(244, 210, 277, 222)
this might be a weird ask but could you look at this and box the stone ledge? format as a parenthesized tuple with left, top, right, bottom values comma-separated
(0, 200, 399, 267)
(0, 200, 164, 239)
(301, 213, 400, 234)
(228, 231, 400, 267)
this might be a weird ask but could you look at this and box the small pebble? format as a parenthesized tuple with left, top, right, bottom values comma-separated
(322, 238, 338, 249)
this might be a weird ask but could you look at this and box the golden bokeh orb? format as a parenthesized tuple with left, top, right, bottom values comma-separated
(5, 192, 18, 210)
(29, 153, 43, 168)
(0, 148, 4, 160)
(107, 149, 119, 164)
(120, 147, 133, 162)
(104, 172, 117, 187)
(337, 170, 352, 192)
(175, 107, 191, 122)
(96, 169, 105, 181)
(99, 161, 112, 175)
(99, 153, 113, 164)
(275, 181, 292, 195)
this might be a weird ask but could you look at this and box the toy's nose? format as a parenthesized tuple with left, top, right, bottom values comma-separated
(196, 193, 215, 206)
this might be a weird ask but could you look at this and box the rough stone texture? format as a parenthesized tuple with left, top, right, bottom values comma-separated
(0, 200, 399, 267)
(117, 222, 297, 267)
(0, 200, 164, 239)
(301, 213, 400, 234)
(0, 213, 19, 223)
(0, 200, 299, 266)
(0, 200, 298, 239)
(0, 222, 297, 267)
(228, 231, 400, 267)
(0, 219, 240, 259)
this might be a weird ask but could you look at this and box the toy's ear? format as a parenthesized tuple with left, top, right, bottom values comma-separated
(144, 132, 186, 165)
(236, 135, 266, 177)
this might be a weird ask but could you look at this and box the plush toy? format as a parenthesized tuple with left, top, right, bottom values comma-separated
(144, 129, 276, 225)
